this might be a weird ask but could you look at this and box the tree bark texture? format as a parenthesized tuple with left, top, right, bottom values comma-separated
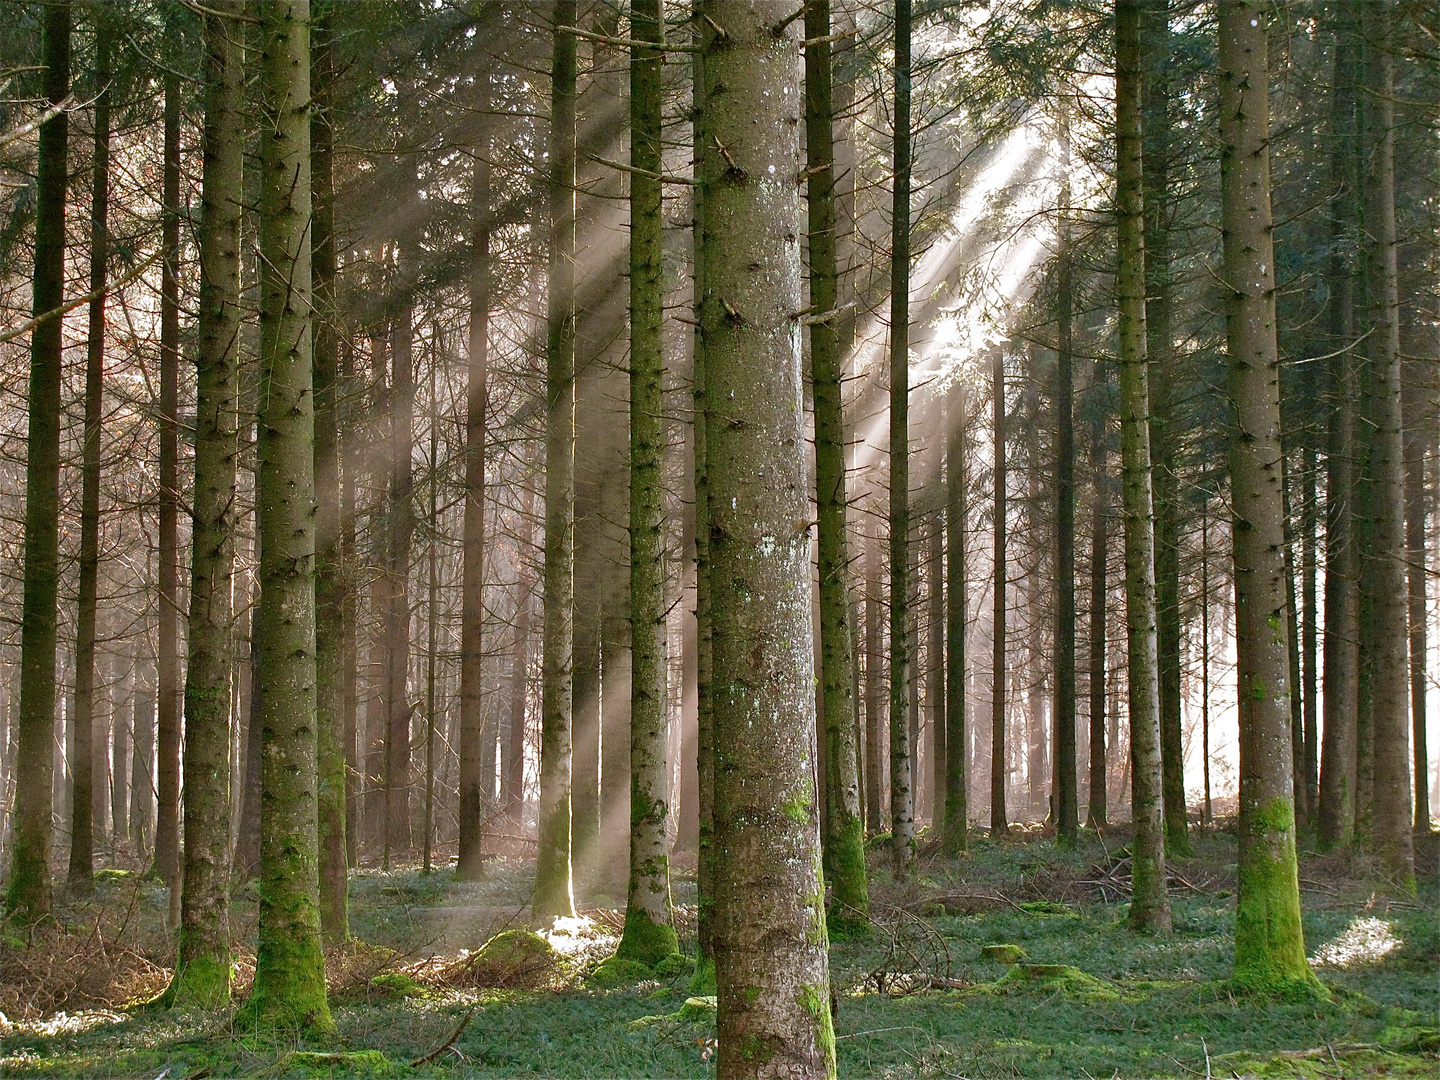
(535, 1, 578, 924)
(617, 0, 678, 966)
(8, 0, 69, 921)
(166, 1, 243, 1007)
(1219, 0, 1320, 993)
(700, 5, 835, 1075)
(991, 347, 1008, 835)
(943, 380, 968, 852)
(1116, 0, 1169, 933)
(1359, 0, 1414, 888)
(236, 0, 334, 1035)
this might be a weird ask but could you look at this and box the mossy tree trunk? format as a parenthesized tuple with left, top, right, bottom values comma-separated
(1115, 0, 1169, 933)
(1218, 0, 1320, 994)
(1141, 0, 1189, 860)
(7, 0, 70, 922)
(68, 8, 111, 894)
(942, 379, 968, 853)
(700, 4, 835, 1075)
(535, 1, 578, 924)
(990, 346, 1008, 836)
(806, 0, 867, 929)
(1317, 0, 1359, 851)
(1359, 0, 1414, 890)
(166, 0, 243, 1008)
(236, 0, 334, 1036)
(155, 63, 182, 898)
(458, 71, 492, 882)
(888, 0, 915, 879)
(616, 0, 678, 967)
(311, 6, 348, 941)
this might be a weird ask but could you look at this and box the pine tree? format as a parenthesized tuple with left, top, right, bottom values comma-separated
(235, 0, 334, 1035)
(700, 4, 834, 1074)
(1218, 0, 1321, 995)
(166, 0, 244, 1005)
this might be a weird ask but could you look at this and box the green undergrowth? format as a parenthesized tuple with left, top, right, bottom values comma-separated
(1, 834, 1434, 1078)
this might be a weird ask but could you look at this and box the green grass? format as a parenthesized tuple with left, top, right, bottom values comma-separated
(1, 832, 1434, 1078)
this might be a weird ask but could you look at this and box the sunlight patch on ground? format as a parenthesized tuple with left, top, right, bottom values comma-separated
(538, 913, 619, 964)
(1309, 916, 1401, 968)
(0, 1009, 124, 1038)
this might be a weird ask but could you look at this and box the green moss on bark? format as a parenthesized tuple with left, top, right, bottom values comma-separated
(615, 907, 680, 968)
(1232, 798, 1324, 1000)
(161, 954, 231, 1010)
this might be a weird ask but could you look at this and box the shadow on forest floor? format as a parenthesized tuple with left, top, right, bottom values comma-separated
(0, 825, 1435, 1078)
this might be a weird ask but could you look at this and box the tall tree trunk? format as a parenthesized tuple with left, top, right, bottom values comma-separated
(423, 365, 440, 874)
(700, 6, 834, 1073)
(1282, 450, 1306, 828)
(865, 518, 884, 832)
(943, 380, 968, 852)
(236, 0, 334, 1035)
(385, 249, 417, 866)
(1302, 442, 1319, 831)
(1219, 0, 1320, 993)
(311, 8, 347, 940)
(1360, 0, 1414, 888)
(69, 10, 111, 892)
(1116, 0, 1169, 932)
(691, 25, 715, 967)
(132, 675, 155, 856)
(1054, 109, 1078, 844)
(8, 0, 69, 920)
(155, 63, 182, 898)
(112, 662, 130, 843)
(806, 0, 867, 929)
(166, 1, 243, 1005)
(504, 488, 535, 822)
(991, 347, 1008, 835)
(1404, 382, 1429, 833)
(1201, 500, 1212, 824)
(458, 75, 492, 880)
(927, 516, 945, 829)
(1142, 0, 1189, 859)
(887, 0, 915, 878)
(1086, 414, 1109, 829)
(535, 1, 578, 923)
(615, 0, 677, 965)
(1318, 0, 1359, 850)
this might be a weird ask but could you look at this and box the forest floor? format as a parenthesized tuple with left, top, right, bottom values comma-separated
(0, 825, 1435, 1078)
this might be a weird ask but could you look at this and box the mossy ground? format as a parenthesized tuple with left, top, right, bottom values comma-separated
(1, 832, 1434, 1078)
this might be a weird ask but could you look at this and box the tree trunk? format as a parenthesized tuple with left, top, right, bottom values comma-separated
(1086, 412, 1109, 829)
(155, 64, 182, 895)
(311, 8, 348, 939)
(132, 679, 155, 856)
(457, 76, 492, 880)
(1404, 376, 1429, 834)
(7, 0, 69, 921)
(927, 515, 945, 829)
(887, 0, 915, 878)
(235, 0, 334, 1034)
(1116, 0, 1169, 933)
(991, 347, 1008, 835)
(535, 1, 578, 923)
(700, 6, 835, 1073)
(504, 487, 535, 822)
(1318, 0, 1359, 850)
(943, 380, 968, 852)
(806, 0, 867, 929)
(615, 0, 677, 965)
(423, 364, 440, 874)
(1301, 441, 1319, 832)
(1360, 0, 1414, 887)
(385, 252, 417, 866)
(69, 10, 110, 893)
(1054, 110, 1078, 844)
(865, 517, 884, 832)
(691, 31, 714, 967)
(166, 1, 243, 1005)
(1142, 0, 1188, 859)
(1201, 501, 1212, 825)
(1219, 0, 1320, 993)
